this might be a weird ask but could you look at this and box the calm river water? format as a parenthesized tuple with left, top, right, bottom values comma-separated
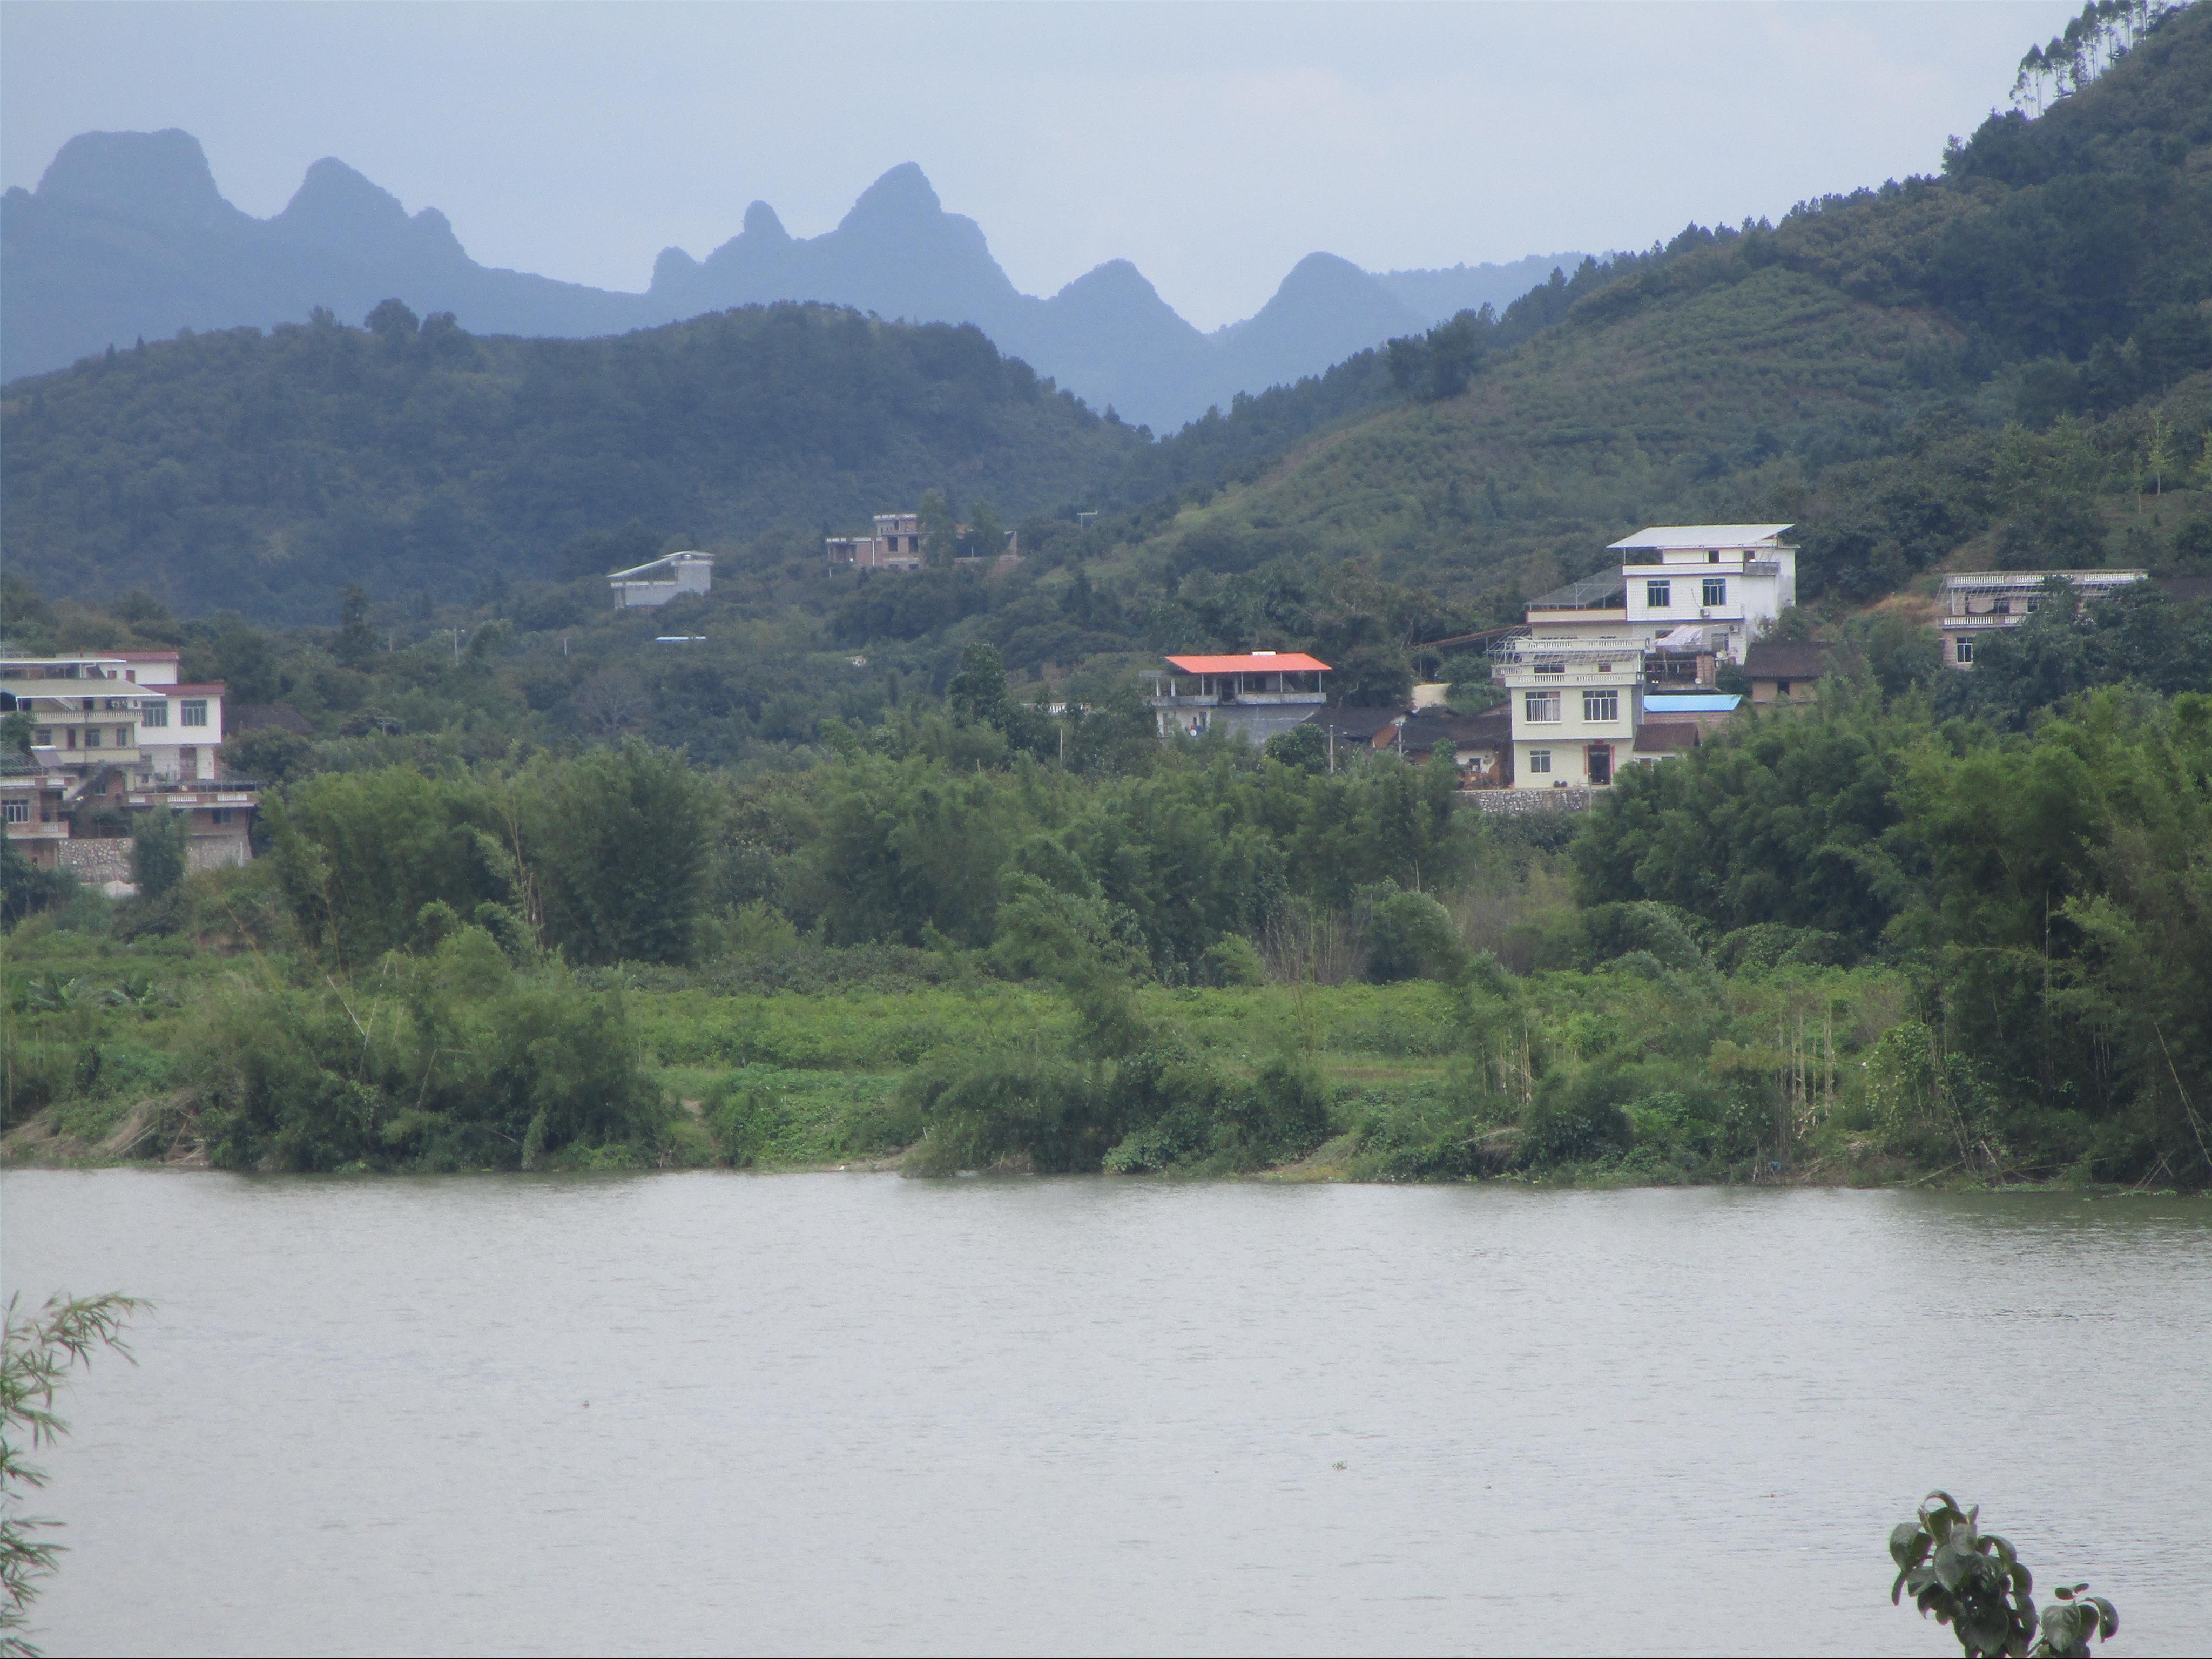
(3, 1171, 2208, 1657)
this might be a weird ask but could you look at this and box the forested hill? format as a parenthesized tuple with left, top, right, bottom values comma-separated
(0, 302, 1144, 619)
(1103, 0, 2212, 619)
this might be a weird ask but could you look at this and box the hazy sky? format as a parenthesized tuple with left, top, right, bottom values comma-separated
(4, 1, 2079, 330)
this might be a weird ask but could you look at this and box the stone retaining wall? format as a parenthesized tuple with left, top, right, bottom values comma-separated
(57, 839, 132, 881)
(1460, 787, 1596, 814)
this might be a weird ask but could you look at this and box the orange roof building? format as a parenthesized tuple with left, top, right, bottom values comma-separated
(1142, 651, 1330, 745)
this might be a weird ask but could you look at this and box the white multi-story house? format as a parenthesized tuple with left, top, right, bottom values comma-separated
(1937, 569, 2146, 667)
(106, 650, 229, 783)
(1491, 633, 1643, 789)
(0, 648, 252, 874)
(1613, 524, 1797, 664)
(1513, 525, 1797, 665)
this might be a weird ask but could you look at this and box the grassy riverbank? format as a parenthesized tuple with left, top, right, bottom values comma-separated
(1, 904, 1943, 1185)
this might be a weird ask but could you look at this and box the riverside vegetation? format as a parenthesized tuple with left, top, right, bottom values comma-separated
(3, 579, 2207, 1189)
(3, 6, 2209, 1187)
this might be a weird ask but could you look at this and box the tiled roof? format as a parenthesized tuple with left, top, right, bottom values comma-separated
(1400, 707, 1510, 747)
(1300, 705, 1405, 741)
(1633, 722, 1702, 753)
(1742, 642, 1850, 680)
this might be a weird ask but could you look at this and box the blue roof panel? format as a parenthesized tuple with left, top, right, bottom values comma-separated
(1644, 693, 1743, 713)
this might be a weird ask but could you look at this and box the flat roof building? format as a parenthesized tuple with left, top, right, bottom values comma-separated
(1143, 651, 1330, 745)
(608, 551, 714, 609)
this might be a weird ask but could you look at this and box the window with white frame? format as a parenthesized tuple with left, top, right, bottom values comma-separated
(1956, 639, 1974, 664)
(140, 701, 168, 728)
(1583, 689, 1620, 722)
(1645, 579, 1671, 609)
(1527, 750, 1551, 774)
(116, 726, 132, 747)
(85, 728, 101, 748)
(1524, 691, 1561, 723)
(3, 800, 27, 824)
(1702, 577, 1727, 608)
(1534, 656, 1565, 676)
(180, 699, 208, 727)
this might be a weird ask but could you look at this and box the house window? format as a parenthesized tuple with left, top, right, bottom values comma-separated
(211, 808, 233, 825)
(140, 701, 168, 727)
(32, 728, 51, 746)
(1703, 577, 1727, 608)
(1528, 750, 1552, 774)
(3, 801, 26, 824)
(1524, 691, 1561, 723)
(1583, 689, 1620, 723)
(65, 729, 78, 749)
(85, 729, 101, 748)
(181, 699, 208, 727)
(1534, 657, 1565, 675)
(1956, 639, 1974, 664)
(1708, 550, 1721, 563)
(1646, 579, 1671, 609)
(1777, 681, 1793, 697)
(2024, 596, 2039, 613)
(116, 726, 132, 746)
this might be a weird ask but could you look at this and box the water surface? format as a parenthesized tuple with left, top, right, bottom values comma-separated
(4, 1171, 2207, 1656)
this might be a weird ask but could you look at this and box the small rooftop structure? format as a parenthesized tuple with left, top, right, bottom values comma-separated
(1526, 574, 1627, 612)
(608, 551, 713, 609)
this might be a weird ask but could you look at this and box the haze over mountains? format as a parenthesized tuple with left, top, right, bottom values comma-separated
(0, 129, 1575, 430)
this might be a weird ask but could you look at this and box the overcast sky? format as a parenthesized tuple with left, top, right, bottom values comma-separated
(3, 1, 2080, 331)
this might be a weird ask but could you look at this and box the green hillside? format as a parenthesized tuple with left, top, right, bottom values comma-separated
(0, 301, 1143, 621)
(1104, 0, 2212, 622)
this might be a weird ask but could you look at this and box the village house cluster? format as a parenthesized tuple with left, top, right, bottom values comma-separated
(1137, 524, 2176, 796)
(1, 648, 256, 891)
(1141, 524, 1844, 793)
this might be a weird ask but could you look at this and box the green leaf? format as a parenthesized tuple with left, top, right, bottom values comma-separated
(1891, 1522, 1931, 1572)
(2009, 1561, 2034, 1600)
(1934, 1543, 1975, 1593)
(2089, 1597, 2117, 1640)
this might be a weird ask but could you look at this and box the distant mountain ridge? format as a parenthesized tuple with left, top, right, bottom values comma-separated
(0, 131, 1577, 429)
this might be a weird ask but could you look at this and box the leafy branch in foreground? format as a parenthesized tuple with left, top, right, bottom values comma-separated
(1, 1294, 145, 1658)
(1890, 1490, 2118, 1658)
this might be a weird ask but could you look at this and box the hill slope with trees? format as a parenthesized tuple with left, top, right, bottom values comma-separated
(0, 301, 1145, 619)
(1101, 0, 2212, 622)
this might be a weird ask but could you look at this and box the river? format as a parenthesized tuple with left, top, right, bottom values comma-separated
(3, 1171, 2207, 1656)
